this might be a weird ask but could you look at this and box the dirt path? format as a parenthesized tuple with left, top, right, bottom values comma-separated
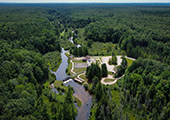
(101, 74, 124, 85)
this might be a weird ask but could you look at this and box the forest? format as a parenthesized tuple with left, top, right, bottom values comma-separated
(0, 3, 170, 120)
(0, 5, 76, 120)
(89, 58, 170, 120)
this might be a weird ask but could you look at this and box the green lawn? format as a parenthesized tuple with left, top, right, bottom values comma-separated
(74, 68, 86, 73)
(68, 60, 73, 75)
(73, 59, 86, 63)
(104, 78, 115, 82)
(79, 73, 88, 82)
(108, 71, 114, 75)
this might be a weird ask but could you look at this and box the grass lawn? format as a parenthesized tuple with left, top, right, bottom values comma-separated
(74, 68, 86, 73)
(68, 60, 73, 75)
(79, 73, 88, 82)
(73, 59, 86, 63)
(108, 71, 114, 75)
(74, 97, 82, 107)
(104, 78, 115, 82)
(126, 58, 134, 66)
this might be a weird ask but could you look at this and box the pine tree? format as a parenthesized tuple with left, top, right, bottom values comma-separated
(101, 63, 108, 77)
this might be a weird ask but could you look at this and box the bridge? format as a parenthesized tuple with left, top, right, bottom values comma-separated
(62, 71, 86, 84)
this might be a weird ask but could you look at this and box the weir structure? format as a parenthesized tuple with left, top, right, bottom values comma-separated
(62, 71, 85, 84)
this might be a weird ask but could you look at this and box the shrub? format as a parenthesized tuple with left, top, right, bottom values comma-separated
(84, 84, 89, 90)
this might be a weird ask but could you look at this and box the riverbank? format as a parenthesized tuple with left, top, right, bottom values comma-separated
(43, 51, 62, 71)
(50, 48, 92, 120)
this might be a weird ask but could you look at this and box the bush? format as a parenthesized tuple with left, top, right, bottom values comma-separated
(57, 87, 61, 91)
(108, 58, 112, 65)
(66, 68, 68, 73)
(59, 91, 63, 95)
(61, 88, 66, 92)
(50, 79, 55, 84)
(84, 84, 89, 90)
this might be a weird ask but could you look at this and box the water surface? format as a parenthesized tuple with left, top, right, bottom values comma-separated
(53, 48, 92, 120)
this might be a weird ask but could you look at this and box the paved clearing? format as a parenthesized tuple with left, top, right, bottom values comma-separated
(101, 56, 136, 72)
(75, 63, 88, 68)
(70, 56, 135, 85)
(101, 55, 122, 72)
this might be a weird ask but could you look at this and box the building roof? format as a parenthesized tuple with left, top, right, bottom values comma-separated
(86, 55, 90, 59)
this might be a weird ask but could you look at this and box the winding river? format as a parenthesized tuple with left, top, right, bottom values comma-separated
(52, 48, 92, 120)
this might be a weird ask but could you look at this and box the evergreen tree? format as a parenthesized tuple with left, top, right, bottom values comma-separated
(73, 47, 77, 56)
(86, 63, 101, 81)
(101, 63, 108, 77)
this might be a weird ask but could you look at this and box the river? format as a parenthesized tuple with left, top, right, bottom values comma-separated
(52, 48, 92, 120)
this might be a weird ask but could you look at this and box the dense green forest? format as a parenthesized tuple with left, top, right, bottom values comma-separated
(0, 5, 77, 120)
(72, 5, 170, 63)
(89, 58, 170, 120)
(0, 3, 170, 120)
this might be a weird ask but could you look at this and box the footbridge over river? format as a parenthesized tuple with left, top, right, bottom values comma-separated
(62, 71, 86, 84)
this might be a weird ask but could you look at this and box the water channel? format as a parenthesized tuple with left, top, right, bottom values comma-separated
(51, 48, 92, 120)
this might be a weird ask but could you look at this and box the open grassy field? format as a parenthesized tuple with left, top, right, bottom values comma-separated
(74, 68, 86, 73)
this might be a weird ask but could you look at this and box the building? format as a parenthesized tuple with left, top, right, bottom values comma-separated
(86, 55, 90, 60)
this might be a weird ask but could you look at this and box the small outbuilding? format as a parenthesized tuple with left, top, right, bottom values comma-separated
(69, 55, 73, 59)
(86, 55, 90, 60)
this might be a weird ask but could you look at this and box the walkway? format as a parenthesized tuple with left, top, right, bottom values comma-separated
(101, 74, 124, 85)
(70, 60, 85, 83)
(77, 72, 86, 82)
(70, 60, 76, 74)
